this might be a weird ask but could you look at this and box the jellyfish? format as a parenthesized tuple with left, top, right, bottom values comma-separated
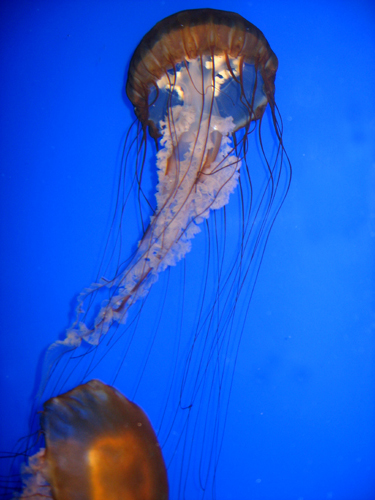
(19, 380, 168, 500)
(34, 8, 290, 499)
(49, 7, 288, 350)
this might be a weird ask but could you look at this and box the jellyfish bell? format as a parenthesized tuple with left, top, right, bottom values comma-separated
(19, 380, 168, 500)
(127, 8, 277, 136)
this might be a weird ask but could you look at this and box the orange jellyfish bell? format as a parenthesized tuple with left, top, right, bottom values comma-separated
(126, 8, 278, 136)
(19, 380, 168, 500)
(55, 8, 282, 350)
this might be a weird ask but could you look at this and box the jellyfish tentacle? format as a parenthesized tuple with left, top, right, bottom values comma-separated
(80, 116, 239, 345)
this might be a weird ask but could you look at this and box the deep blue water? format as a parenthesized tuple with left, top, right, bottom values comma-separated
(0, 1, 374, 499)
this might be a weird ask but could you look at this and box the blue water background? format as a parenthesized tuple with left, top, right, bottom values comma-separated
(0, 1, 374, 499)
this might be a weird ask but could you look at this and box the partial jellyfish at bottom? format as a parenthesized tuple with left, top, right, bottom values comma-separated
(19, 380, 168, 500)
(16, 8, 290, 500)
